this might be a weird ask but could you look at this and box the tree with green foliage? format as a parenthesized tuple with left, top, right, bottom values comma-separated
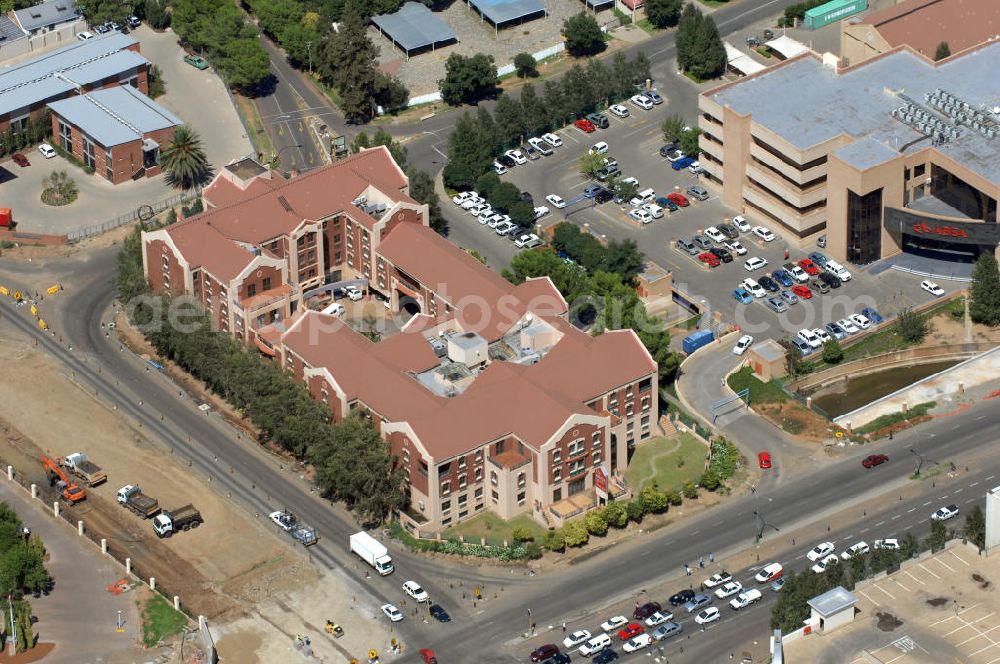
(406, 169, 447, 235)
(161, 126, 211, 190)
(970, 253, 1000, 326)
(542, 79, 570, 127)
(926, 518, 948, 551)
(584, 510, 609, 536)
(76, 0, 136, 25)
(780, 338, 805, 376)
(822, 339, 844, 364)
(148, 65, 166, 99)
(665, 489, 682, 506)
(543, 529, 566, 551)
(562, 519, 590, 547)
(319, 0, 381, 122)
(639, 485, 668, 513)
(675, 3, 700, 71)
(661, 114, 686, 143)
(611, 179, 639, 206)
(519, 83, 547, 137)
(509, 200, 536, 226)
(900, 532, 920, 559)
(935, 41, 951, 60)
(439, 53, 498, 105)
(965, 505, 985, 550)
(602, 501, 628, 528)
(475, 171, 502, 198)
(375, 72, 410, 111)
(579, 150, 605, 178)
(848, 551, 868, 587)
(487, 182, 522, 213)
(677, 5, 726, 79)
(895, 307, 930, 342)
(144, 0, 172, 29)
(625, 500, 645, 522)
(644, 0, 683, 28)
(562, 12, 605, 56)
(444, 112, 495, 189)
(222, 38, 273, 94)
(514, 52, 538, 78)
(351, 128, 408, 167)
(476, 106, 499, 148)
(602, 239, 644, 283)
(493, 93, 526, 146)
(679, 127, 702, 158)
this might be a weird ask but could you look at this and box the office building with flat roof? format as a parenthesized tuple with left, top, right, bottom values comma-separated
(698, 40, 1000, 268)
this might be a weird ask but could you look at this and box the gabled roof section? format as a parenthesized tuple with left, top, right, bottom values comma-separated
(14, 0, 79, 32)
(47, 85, 180, 147)
(166, 219, 256, 282)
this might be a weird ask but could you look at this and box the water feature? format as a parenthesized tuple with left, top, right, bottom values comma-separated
(809, 360, 960, 419)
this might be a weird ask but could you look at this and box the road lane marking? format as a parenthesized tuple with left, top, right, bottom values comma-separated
(987, 476, 996, 481)
(976, 415, 987, 420)
(891, 514, 901, 520)
(955, 488, 964, 493)
(876, 521, 886, 526)
(923, 501, 933, 506)
(967, 498, 978, 504)
(971, 482, 980, 487)
(860, 527, 870, 533)
(907, 508, 916, 513)
(903, 525, 913, 530)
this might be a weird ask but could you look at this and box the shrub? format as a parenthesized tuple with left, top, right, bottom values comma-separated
(511, 526, 533, 542)
(822, 339, 844, 364)
(543, 529, 566, 552)
(895, 307, 929, 343)
(513, 52, 537, 78)
(708, 438, 740, 480)
(639, 486, 668, 514)
(700, 467, 721, 491)
(625, 500, 645, 523)
(665, 489, 682, 506)
(682, 481, 699, 499)
(602, 501, 629, 528)
(584, 511, 609, 536)
(563, 519, 590, 547)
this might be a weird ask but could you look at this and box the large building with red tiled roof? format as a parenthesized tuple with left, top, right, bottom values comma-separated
(142, 149, 659, 533)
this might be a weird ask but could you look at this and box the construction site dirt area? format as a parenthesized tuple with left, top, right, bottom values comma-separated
(0, 337, 299, 620)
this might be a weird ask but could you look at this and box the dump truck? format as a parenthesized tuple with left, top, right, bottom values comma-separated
(349, 531, 393, 575)
(60, 452, 107, 487)
(41, 457, 86, 503)
(152, 505, 203, 538)
(116, 485, 160, 518)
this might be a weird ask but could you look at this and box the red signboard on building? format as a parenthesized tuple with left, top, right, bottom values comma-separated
(593, 466, 608, 494)
(911, 221, 968, 238)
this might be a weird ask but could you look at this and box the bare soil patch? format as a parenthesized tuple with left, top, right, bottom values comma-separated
(754, 402, 830, 440)
(875, 611, 903, 631)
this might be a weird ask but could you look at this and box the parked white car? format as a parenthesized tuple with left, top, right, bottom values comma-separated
(542, 133, 563, 147)
(811, 553, 840, 574)
(629, 208, 653, 224)
(702, 572, 733, 589)
(694, 607, 721, 624)
(874, 538, 900, 550)
(533, 206, 550, 219)
(381, 603, 403, 622)
(725, 240, 747, 256)
(344, 286, 363, 301)
(732, 215, 751, 233)
(76, 30, 95, 41)
(797, 328, 822, 349)
(921, 280, 945, 296)
(642, 203, 664, 219)
(788, 265, 809, 282)
(492, 161, 508, 175)
(714, 581, 743, 599)
(755, 562, 783, 583)
(514, 233, 542, 248)
(932, 504, 959, 521)
(38, 143, 56, 159)
(841, 542, 870, 560)
(590, 141, 609, 154)
(730, 589, 762, 610)
(645, 611, 673, 627)
(545, 194, 566, 209)
(752, 226, 775, 242)
(623, 633, 653, 653)
(563, 629, 591, 648)
(579, 633, 612, 656)
(402, 580, 429, 603)
(609, 104, 630, 118)
(504, 149, 527, 165)
(825, 259, 853, 281)
(704, 227, 727, 243)
(837, 318, 860, 335)
(733, 334, 754, 355)
(849, 313, 872, 329)
(806, 542, 836, 561)
(452, 191, 476, 205)
(600, 615, 629, 632)
(630, 94, 654, 110)
(744, 256, 768, 271)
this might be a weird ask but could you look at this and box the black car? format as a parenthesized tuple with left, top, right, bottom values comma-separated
(593, 649, 619, 664)
(659, 142, 680, 157)
(429, 604, 451, 622)
(669, 589, 695, 606)
(718, 224, 739, 240)
(524, 146, 541, 161)
(818, 271, 841, 288)
(542, 655, 571, 664)
(498, 154, 516, 168)
(586, 112, 610, 129)
(594, 189, 613, 204)
(518, 191, 535, 205)
(709, 247, 733, 263)
(759, 276, 780, 292)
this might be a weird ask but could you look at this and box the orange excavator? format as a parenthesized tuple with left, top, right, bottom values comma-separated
(41, 456, 86, 503)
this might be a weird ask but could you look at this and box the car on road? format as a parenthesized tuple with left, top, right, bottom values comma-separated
(726, 240, 747, 256)
(429, 604, 450, 622)
(419, 648, 438, 664)
(575, 118, 596, 133)
(687, 185, 709, 201)
(772, 269, 794, 287)
(381, 603, 403, 622)
(863, 454, 889, 468)
(765, 296, 787, 313)
(38, 143, 56, 159)
(633, 602, 662, 620)
(920, 280, 944, 297)
(772, 577, 787, 592)
(669, 589, 696, 606)
(932, 504, 959, 521)
(630, 94, 654, 110)
(702, 572, 733, 589)
(695, 607, 721, 624)
(644, 610, 673, 627)
(524, 145, 541, 160)
(698, 251, 721, 268)
(730, 589, 763, 610)
(590, 141, 609, 154)
(704, 227, 726, 243)
(733, 287, 753, 305)
(563, 630, 591, 648)
(825, 322, 848, 340)
(600, 616, 629, 632)
(862, 307, 884, 324)
(542, 133, 563, 147)
(755, 562, 783, 583)
(841, 542, 870, 560)
(11, 153, 29, 167)
(714, 581, 743, 599)
(269, 510, 296, 531)
(531, 644, 560, 662)
(652, 621, 683, 640)
(609, 104, 630, 118)
(744, 256, 768, 271)
(733, 334, 754, 355)
(798, 258, 820, 275)
(849, 313, 872, 329)
(683, 594, 713, 613)
(752, 226, 775, 241)
(623, 633, 652, 653)
(592, 650, 618, 664)
(667, 192, 689, 207)
(874, 538, 900, 550)
(811, 553, 840, 574)
(732, 215, 751, 232)
(742, 278, 766, 298)
(617, 623, 644, 641)
(758, 451, 772, 469)
(837, 318, 860, 335)
(402, 580, 429, 603)
(541, 654, 569, 664)
(586, 112, 610, 128)
(791, 284, 813, 299)
(797, 328, 821, 349)
(759, 276, 780, 292)
(807, 542, 836, 561)
(545, 194, 566, 209)
(579, 633, 613, 656)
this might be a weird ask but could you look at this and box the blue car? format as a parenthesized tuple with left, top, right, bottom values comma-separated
(862, 307, 884, 324)
(808, 251, 829, 268)
(733, 287, 753, 304)
(671, 156, 696, 171)
(771, 269, 794, 287)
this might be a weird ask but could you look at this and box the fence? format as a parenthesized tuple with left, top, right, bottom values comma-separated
(67, 189, 202, 242)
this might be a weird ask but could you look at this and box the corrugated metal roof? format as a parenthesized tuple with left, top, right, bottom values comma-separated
(0, 32, 142, 116)
(469, 0, 545, 25)
(47, 85, 180, 147)
(14, 0, 79, 33)
(372, 3, 456, 53)
(0, 15, 28, 42)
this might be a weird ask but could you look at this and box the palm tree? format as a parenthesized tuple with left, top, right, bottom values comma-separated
(161, 126, 210, 190)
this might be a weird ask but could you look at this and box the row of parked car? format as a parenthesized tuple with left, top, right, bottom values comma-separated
(791, 307, 884, 354)
(77, 15, 140, 40)
(451, 191, 544, 249)
(494, 134, 565, 175)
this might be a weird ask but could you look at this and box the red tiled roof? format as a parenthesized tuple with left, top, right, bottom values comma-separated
(863, 0, 999, 57)
(167, 220, 255, 281)
(203, 172, 282, 209)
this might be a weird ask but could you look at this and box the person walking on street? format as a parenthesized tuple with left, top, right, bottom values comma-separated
(685, 564, 691, 576)
(562, 621, 567, 632)
(709, 552, 715, 563)
(699, 556, 704, 568)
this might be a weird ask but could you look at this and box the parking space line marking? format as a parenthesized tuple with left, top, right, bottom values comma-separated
(930, 615, 956, 627)
(907, 508, 916, 513)
(958, 603, 981, 616)
(933, 557, 956, 573)
(944, 622, 972, 637)
(919, 563, 941, 579)
(982, 653, 1000, 664)
(904, 570, 924, 585)
(891, 514, 901, 520)
(923, 501, 933, 506)
(970, 482, 979, 487)
(891, 578, 911, 592)
(876, 521, 886, 526)
(958, 622, 1000, 648)
(949, 550, 971, 567)
(872, 583, 896, 600)
(856, 589, 876, 604)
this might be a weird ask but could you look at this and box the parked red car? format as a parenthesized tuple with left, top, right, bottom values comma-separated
(633, 601, 662, 620)
(863, 454, 889, 468)
(667, 192, 689, 207)
(758, 452, 772, 469)
(419, 648, 439, 664)
(11, 153, 29, 167)
(798, 258, 819, 275)
(575, 118, 596, 133)
(617, 623, 644, 640)
(698, 251, 721, 268)
(791, 284, 813, 299)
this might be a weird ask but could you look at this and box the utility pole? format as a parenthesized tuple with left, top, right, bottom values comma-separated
(307, 41, 313, 75)
(7, 594, 15, 655)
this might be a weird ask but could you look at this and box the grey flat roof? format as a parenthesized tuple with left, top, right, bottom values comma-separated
(372, 2, 457, 54)
(48, 85, 180, 147)
(833, 137, 899, 171)
(752, 338, 785, 362)
(0, 16, 27, 42)
(807, 586, 858, 617)
(707, 41, 1000, 186)
(14, 0, 78, 32)
(0, 32, 142, 116)
(468, 0, 545, 25)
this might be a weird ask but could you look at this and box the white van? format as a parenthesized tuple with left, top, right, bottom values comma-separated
(729, 588, 762, 610)
(579, 633, 612, 656)
(629, 188, 655, 208)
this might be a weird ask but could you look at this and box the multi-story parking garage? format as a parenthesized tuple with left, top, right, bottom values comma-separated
(697, 39, 1000, 270)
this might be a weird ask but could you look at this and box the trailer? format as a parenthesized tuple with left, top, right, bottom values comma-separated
(116, 485, 160, 519)
(292, 524, 318, 547)
(152, 505, 203, 538)
(60, 452, 107, 487)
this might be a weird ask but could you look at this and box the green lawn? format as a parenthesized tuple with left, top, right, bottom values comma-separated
(635, 19, 660, 35)
(140, 594, 188, 647)
(443, 512, 547, 547)
(727, 366, 788, 404)
(625, 433, 707, 492)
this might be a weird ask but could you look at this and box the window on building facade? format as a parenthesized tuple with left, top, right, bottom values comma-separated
(459, 476, 467, 489)
(297, 236, 305, 248)
(262, 277, 271, 291)
(517, 491, 525, 505)
(639, 377, 652, 392)
(458, 493, 467, 505)
(247, 284, 257, 298)
(105, 146, 113, 181)
(626, 405, 634, 417)
(58, 120, 72, 152)
(496, 440, 505, 454)
(552, 449, 562, 464)
(441, 499, 451, 512)
(442, 481, 451, 496)
(569, 459, 585, 476)
(642, 397, 650, 411)
(593, 452, 601, 466)
(474, 467, 482, 481)
(459, 510, 468, 520)
(490, 470, 498, 486)
(441, 517, 451, 527)
(592, 432, 601, 447)
(517, 472, 525, 487)
(320, 389, 328, 404)
(402, 449, 409, 464)
(568, 439, 585, 457)
(474, 487, 483, 498)
(846, 188, 883, 265)
(553, 467, 562, 482)
(81, 134, 96, 170)
(491, 490, 499, 503)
